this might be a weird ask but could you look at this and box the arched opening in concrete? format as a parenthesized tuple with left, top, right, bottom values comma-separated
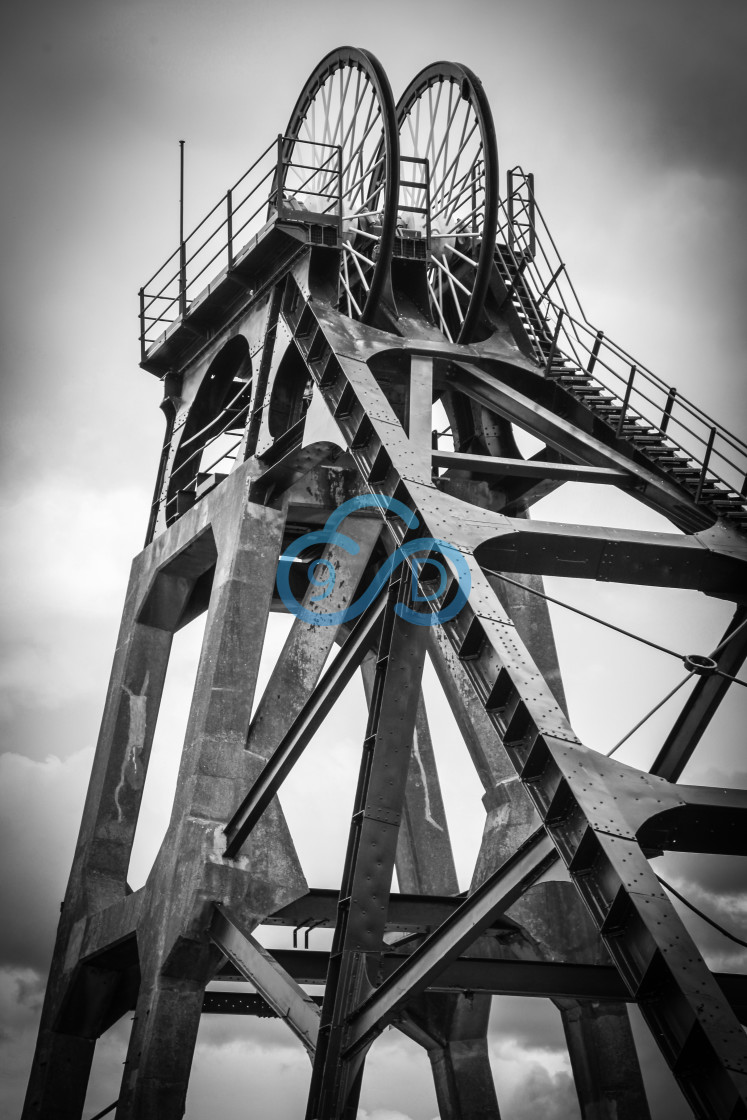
(166, 336, 252, 524)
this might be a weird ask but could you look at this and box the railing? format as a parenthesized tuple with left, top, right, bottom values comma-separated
(139, 136, 343, 358)
(397, 155, 431, 252)
(506, 168, 535, 261)
(496, 167, 747, 503)
(147, 378, 253, 540)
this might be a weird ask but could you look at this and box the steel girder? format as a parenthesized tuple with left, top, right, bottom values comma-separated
(275, 270, 747, 1119)
(26, 53, 747, 1120)
(26, 274, 747, 1118)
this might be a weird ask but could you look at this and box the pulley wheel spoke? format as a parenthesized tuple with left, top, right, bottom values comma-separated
(278, 46, 399, 323)
(396, 62, 499, 342)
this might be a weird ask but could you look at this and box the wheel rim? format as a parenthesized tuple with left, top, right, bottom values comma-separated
(279, 46, 399, 324)
(396, 62, 499, 343)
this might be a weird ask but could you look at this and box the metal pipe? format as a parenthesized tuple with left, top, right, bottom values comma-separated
(275, 134, 284, 214)
(178, 140, 187, 316)
(226, 189, 233, 268)
(138, 287, 145, 363)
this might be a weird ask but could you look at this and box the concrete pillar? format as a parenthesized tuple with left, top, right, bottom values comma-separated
(117, 974, 209, 1120)
(23, 542, 188, 1119)
(116, 486, 307, 1119)
(557, 1000, 652, 1120)
(22, 1032, 95, 1120)
(249, 517, 381, 764)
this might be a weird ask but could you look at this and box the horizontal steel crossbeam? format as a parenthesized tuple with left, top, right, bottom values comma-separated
(433, 448, 633, 486)
(216, 950, 747, 1023)
(263, 886, 518, 934)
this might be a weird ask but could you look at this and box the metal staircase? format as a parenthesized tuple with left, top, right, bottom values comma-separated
(494, 168, 747, 531)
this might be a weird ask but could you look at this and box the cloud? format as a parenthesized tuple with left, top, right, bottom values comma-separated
(2, 2, 745, 1116)
(0, 968, 53, 1119)
(489, 1034, 579, 1120)
(0, 749, 91, 972)
(658, 851, 747, 972)
(358, 1111, 419, 1120)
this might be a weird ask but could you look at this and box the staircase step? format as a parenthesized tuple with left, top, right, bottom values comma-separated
(711, 498, 746, 510)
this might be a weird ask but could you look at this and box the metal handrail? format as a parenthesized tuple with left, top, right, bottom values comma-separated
(501, 167, 747, 451)
(497, 169, 747, 501)
(397, 155, 431, 246)
(139, 136, 343, 357)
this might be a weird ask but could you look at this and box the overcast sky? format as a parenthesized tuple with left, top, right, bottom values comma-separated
(1, 1, 746, 1117)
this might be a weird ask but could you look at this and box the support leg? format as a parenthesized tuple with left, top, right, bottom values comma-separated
(23, 541, 189, 1120)
(429, 596, 651, 1120)
(117, 972, 209, 1120)
(557, 1000, 651, 1120)
(115, 489, 306, 1118)
(362, 658, 501, 1119)
(307, 574, 428, 1119)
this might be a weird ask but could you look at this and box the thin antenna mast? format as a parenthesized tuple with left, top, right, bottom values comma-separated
(179, 140, 186, 315)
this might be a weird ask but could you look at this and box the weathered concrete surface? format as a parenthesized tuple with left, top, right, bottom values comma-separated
(117, 473, 306, 1119)
(24, 463, 310, 1119)
(249, 515, 381, 769)
(23, 520, 193, 1118)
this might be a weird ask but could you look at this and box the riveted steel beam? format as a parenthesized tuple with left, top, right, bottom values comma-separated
(342, 829, 556, 1057)
(281, 277, 747, 1118)
(224, 590, 386, 857)
(306, 574, 428, 1119)
(433, 449, 634, 486)
(476, 517, 747, 599)
(209, 907, 320, 1057)
(263, 887, 515, 934)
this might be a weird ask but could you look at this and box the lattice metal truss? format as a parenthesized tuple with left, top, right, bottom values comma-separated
(24, 46, 747, 1120)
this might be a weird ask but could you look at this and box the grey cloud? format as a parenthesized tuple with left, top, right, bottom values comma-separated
(504, 1063, 578, 1120)
(558, 0, 747, 180)
(491, 993, 570, 1056)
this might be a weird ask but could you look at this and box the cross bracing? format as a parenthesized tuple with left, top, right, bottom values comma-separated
(25, 45, 747, 1120)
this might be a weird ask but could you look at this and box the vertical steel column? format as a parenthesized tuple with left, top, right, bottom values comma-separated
(306, 574, 428, 1119)
(362, 656, 502, 1120)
